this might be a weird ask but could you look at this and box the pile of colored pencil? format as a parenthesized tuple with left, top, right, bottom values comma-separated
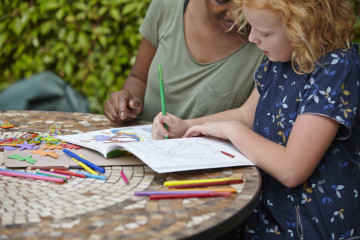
(134, 177, 244, 200)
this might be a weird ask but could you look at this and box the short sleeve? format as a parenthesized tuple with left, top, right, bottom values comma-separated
(300, 46, 360, 139)
(139, 0, 163, 47)
(255, 58, 272, 94)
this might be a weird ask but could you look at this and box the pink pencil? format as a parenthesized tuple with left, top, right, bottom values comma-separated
(120, 171, 129, 184)
(149, 191, 231, 200)
(0, 170, 64, 183)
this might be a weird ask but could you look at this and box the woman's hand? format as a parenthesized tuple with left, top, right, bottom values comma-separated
(104, 90, 143, 123)
(152, 112, 190, 139)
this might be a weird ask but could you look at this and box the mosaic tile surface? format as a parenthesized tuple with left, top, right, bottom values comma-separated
(0, 111, 261, 240)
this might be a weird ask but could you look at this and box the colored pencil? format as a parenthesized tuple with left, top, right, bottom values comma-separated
(134, 190, 215, 196)
(36, 169, 71, 180)
(167, 179, 244, 188)
(167, 188, 238, 193)
(0, 170, 64, 183)
(51, 169, 86, 178)
(27, 166, 82, 170)
(75, 171, 106, 180)
(73, 159, 98, 175)
(120, 171, 129, 184)
(149, 191, 231, 200)
(63, 149, 105, 173)
(164, 177, 243, 187)
(1, 169, 39, 175)
(221, 151, 235, 158)
(35, 170, 68, 181)
(158, 64, 168, 139)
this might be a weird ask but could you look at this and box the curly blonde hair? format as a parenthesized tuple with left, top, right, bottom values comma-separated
(234, 0, 355, 74)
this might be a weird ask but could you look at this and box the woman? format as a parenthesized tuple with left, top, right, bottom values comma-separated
(104, 0, 264, 122)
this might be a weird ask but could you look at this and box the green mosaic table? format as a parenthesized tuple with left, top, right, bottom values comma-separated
(0, 110, 261, 240)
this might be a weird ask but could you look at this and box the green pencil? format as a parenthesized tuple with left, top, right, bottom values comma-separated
(158, 64, 168, 139)
(35, 170, 68, 181)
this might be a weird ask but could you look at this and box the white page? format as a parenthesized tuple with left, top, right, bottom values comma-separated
(117, 136, 254, 173)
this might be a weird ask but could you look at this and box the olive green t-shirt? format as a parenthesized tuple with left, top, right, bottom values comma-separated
(139, 0, 264, 121)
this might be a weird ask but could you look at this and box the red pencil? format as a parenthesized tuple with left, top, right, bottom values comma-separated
(168, 179, 244, 189)
(149, 191, 231, 200)
(51, 169, 86, 178)
(221, 151, 235, 158)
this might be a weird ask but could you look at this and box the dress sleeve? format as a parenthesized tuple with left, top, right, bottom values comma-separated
(299, 47, 360, 139)
(255, 58, 272, 94)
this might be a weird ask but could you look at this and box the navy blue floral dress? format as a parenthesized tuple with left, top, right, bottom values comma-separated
(243, 44, 360, 240)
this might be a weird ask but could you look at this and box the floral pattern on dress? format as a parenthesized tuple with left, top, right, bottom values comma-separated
(243, 44, 360, 240)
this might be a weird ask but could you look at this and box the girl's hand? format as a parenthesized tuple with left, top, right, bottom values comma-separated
(152, 112, 190, 139)
(184, 121, 235, 140)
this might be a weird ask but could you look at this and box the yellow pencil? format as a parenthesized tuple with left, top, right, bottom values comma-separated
(73, 159, 98, 175)
(164, 177, 242, 187)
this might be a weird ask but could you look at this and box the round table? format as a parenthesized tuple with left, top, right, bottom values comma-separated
(0, 110, 261, 240)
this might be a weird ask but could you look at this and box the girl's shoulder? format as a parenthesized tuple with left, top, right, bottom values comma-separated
(317, 43, 360, 68)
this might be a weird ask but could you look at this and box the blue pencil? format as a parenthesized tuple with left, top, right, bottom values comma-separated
(63, 149, 105, 173)
(75, 171, 106, 180)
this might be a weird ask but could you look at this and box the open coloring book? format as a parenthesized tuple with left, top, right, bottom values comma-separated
(57, 124, 254, 173)
(56, 124, 153, 158)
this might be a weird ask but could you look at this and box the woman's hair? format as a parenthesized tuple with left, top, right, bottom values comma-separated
(234, 0, 355, 74)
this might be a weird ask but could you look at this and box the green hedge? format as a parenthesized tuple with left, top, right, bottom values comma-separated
(0, 0, 151, 113)
(1, 0, 360, 114)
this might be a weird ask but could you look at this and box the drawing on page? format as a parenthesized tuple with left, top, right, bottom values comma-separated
(124, 138, 224, 166)
(78, 127, 152, 144)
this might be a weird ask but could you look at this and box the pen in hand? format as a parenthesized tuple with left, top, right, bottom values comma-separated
(158, 64, 168, 139)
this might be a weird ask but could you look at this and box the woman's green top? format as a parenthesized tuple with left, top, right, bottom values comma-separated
(139, 0, 264, 121)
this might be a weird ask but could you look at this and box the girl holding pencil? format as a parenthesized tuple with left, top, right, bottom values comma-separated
(152, 0, 360, 239)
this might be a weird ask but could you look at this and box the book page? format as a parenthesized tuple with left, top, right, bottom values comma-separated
(117, 136, 254, 173)
(57, 124, 153, 157)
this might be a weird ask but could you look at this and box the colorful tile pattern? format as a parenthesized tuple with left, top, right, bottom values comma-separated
(0, 111, 261, 239)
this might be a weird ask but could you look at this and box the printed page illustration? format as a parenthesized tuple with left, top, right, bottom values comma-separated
(57, 124, 153, 157)
(118, 136, 254, 173)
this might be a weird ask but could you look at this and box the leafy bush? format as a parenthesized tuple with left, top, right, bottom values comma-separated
(0, 0, 151, 113)
(354, 0, 360, 43)
(1, 0, 360, 114)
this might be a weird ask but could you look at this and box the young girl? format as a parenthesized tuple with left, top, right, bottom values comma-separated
(152, 0, 360, 239)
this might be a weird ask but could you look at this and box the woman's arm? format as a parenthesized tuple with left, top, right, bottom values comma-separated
(104, 37, 156, 123)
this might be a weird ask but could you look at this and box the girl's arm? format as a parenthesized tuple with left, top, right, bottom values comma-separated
(186, 111, 340, 188)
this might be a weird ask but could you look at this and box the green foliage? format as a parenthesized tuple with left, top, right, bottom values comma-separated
(0, 0, 151, 113)
(354, 0, 360, 43)
(1, 0, 360, 114)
